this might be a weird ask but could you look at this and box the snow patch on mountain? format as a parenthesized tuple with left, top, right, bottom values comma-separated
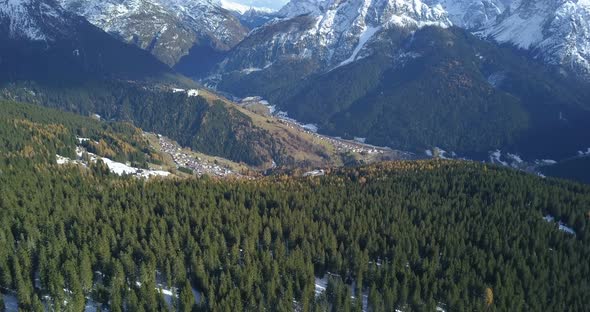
(337, 25, 382, 67)
(56, 142, 171, 178)
(483, 7, 546, 49)
(65, 147, 171, 178)
(427, 0, 505, 29)
(544, 215, 576, 235)
(487, 71, 506, 87)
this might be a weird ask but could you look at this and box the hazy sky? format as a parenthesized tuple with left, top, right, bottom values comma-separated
(231, 0, 289, 10)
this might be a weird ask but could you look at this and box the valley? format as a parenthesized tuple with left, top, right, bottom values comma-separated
(145, 89, 415, 178)
(196, 88, 413, 170)
(1, 0, 590, 311)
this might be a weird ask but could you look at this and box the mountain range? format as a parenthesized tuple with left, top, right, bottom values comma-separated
(0, 0, 589, 175)
(5, 0, 588, 79)
(204, 0, 590, 160)
(267, 0, 590, 79)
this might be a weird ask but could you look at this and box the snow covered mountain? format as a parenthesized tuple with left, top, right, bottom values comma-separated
(277, 0, 327, 17)
(208, 0, 590, 85)
(58, 0, 248, 66)
(480, 0, 590, 79)
(215, 0, 451, 76)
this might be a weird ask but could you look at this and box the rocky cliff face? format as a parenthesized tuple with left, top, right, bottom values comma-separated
(480, 0, 590, 79)
(58, 0, 248, 66)
(0, 0, 77, 41)
(426, 0, 506, 29)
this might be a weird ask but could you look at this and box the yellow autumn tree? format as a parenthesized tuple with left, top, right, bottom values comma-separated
(485, 287, 494, 308)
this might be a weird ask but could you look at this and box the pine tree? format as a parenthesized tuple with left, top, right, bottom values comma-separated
(14, 260, 32, 309)
(32, 295, 44, 312)
(0, 244, 11, 290)
(110, 290, 123, 312)
(410, 278, 422, 308)
(368, 283, 383, 312)
(109, 261, 126, 312)
(79, 247, 93, 293)
(127, 290, 142, 312)
(179, 280, 195, 312)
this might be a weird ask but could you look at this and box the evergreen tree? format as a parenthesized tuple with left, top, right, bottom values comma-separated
(179, 280, 195, 312)
(80, 247, 93, 294)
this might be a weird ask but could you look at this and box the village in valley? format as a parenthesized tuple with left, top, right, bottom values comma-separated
(153, 134, 239, 178)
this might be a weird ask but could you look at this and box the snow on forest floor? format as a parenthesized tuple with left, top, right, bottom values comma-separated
(3, 293, 18, 312)
(314, 275, 328, 296)
(314, 274, 369, 311)
(156, 284, 202, 309)
(544, 215, 576, 235)
(155, 272, 202, 308)
(424, 147, 456, 159)
(83, 299, 99, 312)
(171, 88, 200, 97)
(56, 146, 170, 179)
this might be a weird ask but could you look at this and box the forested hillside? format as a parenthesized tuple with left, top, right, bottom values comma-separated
(1, 102, 589, 311)
(0, 100, 162, 167)
(0, 83, 282, 167)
